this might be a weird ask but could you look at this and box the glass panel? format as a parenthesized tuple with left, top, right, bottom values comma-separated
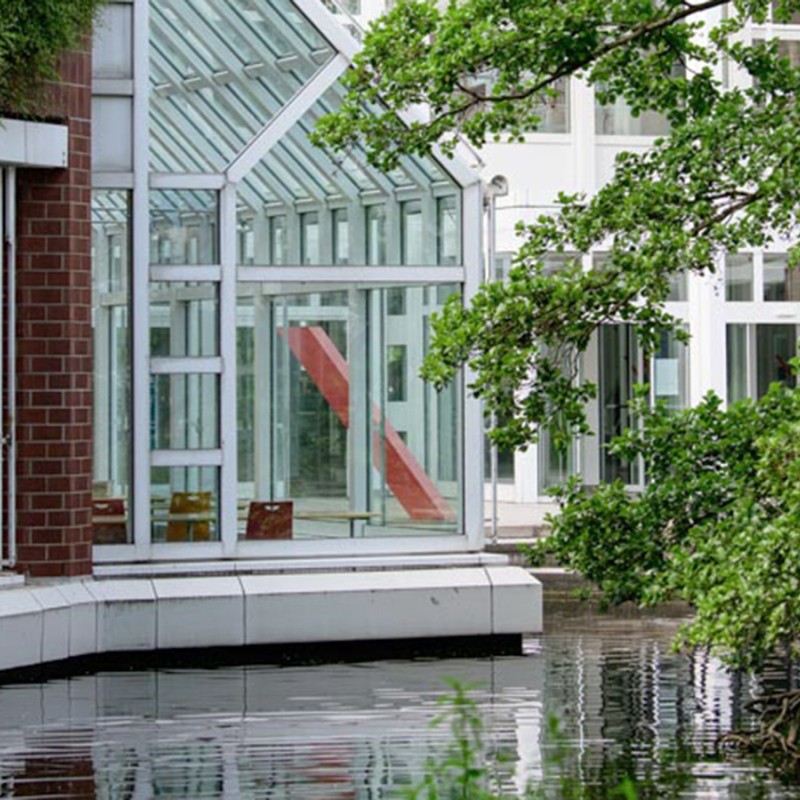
(535, 77, 570, 133)
(92, 190, 131, 545)
(401, 201, 423, 265)
(386, 287, 406, 315)
(93, 4, 133, 80)
(333, 208, 349, 265)
(151, 466, 219, 542)
(375, 286, 461, 531)
(92, 97, 133, 172)
(271, 216, 287, 265)
(236, 284, 461, 538)
(726, 254, 753, 301)
(652, 329, 688, 411)
(756, 324, 798, 396)
(777, 38, 800, 65)
(467, 73, 569, 133)
(726, 324, 748, 404)
(149, 0, 334, 172)
(300, 212, 321, 265)
(149, 282, 219, 357)
(538, 428, 574, 491)
(495, 252, 514, 281)
(772, 0, 800, 22)
(595, 66, 684, 136)
(599, 324, 641, 485)
(484, 389, 517, 483)
(366, 205, 386, 265)
(150, 191, 218, 265)
(763, 253, 800, 301)
(437, 196, 459, 266)
(666, 272, 687, 302)
(150, 374, 220, 449)
(596, 99, 671, 136)
(386, 345, 407, 402)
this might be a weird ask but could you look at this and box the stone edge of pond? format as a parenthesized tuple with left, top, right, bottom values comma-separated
(0, 566, 543, 684)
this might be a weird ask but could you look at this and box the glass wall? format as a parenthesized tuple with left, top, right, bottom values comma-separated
(235, 285, 461, 539)
(91, 0, 471, 556)
(92, 191, 132, 545)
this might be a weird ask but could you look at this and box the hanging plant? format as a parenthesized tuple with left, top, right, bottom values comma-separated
(0, 0, 104, 116)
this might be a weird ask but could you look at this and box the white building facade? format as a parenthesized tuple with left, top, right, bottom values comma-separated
(342, 0, 800, 505)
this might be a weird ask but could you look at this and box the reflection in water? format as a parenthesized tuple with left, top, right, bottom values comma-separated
(0, 608, 799, 798)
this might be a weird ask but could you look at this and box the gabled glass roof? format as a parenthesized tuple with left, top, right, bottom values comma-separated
(150, 0, 334, 172)
(239, 81, 458, 211)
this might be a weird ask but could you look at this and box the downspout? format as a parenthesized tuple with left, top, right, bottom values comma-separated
(4, 167, 16, 568)
(0, 166, 4, 568)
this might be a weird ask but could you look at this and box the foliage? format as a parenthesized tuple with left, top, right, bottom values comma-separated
(399, 681, 590, 799)
(528, 375, 800, 672)
(401, 679, 498, 800)
(0, 0, 103, 116)
(314, 0, 800, 445)
(403, 681, 711, 798)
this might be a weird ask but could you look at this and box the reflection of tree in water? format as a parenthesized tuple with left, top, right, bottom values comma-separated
(535, 631, 786, 799)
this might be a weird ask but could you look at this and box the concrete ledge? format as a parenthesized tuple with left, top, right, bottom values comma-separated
(0, 118, 68, 168)
(0, 566, 541, 679)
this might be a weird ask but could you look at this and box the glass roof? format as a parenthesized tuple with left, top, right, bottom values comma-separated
(150, 0, 334, 172)
(239, 81, 458, 211)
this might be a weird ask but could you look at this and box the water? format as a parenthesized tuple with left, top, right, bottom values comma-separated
(0, 602, 798, 798)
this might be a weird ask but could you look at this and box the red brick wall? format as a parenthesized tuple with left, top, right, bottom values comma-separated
(14, 47, 93, 577)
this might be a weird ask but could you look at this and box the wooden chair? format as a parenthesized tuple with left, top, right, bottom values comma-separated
(92, 497, 127, 544)
(245, 500, 293, 540)
(166, 491, 213, 542)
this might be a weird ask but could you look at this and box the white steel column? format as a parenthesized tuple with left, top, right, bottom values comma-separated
(220, 182, 238, 555)
(132, 0, 152, 557)
(0, 167, 5, 568)
(688, 268, 726, 405)
(462, 180, 484, 551)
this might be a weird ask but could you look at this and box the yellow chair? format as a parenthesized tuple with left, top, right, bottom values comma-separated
(166, 491, 213, 542)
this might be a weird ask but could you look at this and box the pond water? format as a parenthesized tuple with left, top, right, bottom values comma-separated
(0, 599, 798, 799)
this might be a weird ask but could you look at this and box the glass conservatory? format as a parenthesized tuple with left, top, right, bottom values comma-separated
(90, 0, 482, 562)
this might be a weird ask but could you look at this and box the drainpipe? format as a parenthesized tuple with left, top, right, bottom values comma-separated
(4, 167, 16, 568)
(0, 166, 4, 569)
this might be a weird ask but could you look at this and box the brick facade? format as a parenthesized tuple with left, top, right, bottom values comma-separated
(14, 47, 93, 577)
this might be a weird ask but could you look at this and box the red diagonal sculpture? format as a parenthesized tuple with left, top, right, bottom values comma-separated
(280, 325, 454, 521)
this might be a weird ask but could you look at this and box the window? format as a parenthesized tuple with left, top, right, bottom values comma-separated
(149, 190, 218, 265)
(595, 65, 684, 136)
(727, 323, 799, 402)
(387, 345, 407, 402)
(771, 0, 800, 23)
(333, 208, 349, 265)
(437, 196, 459, 265)
(401, 200, 423, 265)
(763, 253, 800, 301)
(301, 212, 321, 265)
(366, 205, 386, 266)
(726, 254, 753, 301)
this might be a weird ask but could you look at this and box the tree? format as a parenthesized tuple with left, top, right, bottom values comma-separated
(0, 0, 103, 116)
(313, 0, 800, 449)
(313, 0, 800, 762)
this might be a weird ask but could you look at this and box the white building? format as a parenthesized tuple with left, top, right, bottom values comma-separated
(346, 0, 800, 506)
